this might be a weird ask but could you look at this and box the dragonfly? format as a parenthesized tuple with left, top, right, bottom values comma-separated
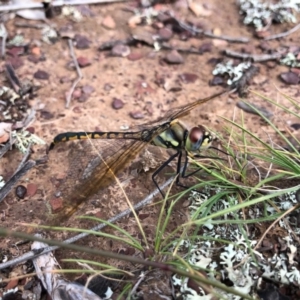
(49, 89, 228, 222)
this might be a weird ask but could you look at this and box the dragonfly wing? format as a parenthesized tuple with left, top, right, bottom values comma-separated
(49, 139, 147, 223)
(168, 90, 228, 121)
(131, 90, 228, 134)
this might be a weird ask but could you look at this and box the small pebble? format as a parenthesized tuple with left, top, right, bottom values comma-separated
(103, 83, 113, 91)
(77, 56, 91, 68)
(34, 70, 49, 80)
(165, 50, 184, 64)
(130, 111, 144, 119)
(111, 44, 130, 57)
(112, 98, 124, 109)
(16, 185, 27, 199)
(82, 85, 95, 95)
(40, 110, 54, 119)
(158, 27, 173, 40)
(7, 46, 25, 57)
(179, 73, 198, 84)
(280, 72, 299, 85)
(74, 34, 90, 49)
(26, 183, 37, 197)
(127, 51, 143, 61)
(72, 88, 82, 99)
(102, 15, 116, 30)
(49, 198, 63, 213)
(199, 42, 212, 53)
(210, 76, 224, 86)
(291, 123, 300, 130)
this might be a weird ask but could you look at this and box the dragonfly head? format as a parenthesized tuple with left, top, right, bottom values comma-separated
(185, 125, 212, 152)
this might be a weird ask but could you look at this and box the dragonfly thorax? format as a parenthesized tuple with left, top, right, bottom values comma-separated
(185, 126, 212, 152)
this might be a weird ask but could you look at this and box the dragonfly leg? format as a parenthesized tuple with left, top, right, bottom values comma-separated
(152, 151, 180, 198)
(175, 150, 198, 190)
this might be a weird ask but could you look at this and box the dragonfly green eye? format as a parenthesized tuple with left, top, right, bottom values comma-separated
(186, 126, 212, 152)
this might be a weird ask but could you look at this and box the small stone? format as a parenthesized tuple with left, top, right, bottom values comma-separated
(111, 44, 130, 57)
(144, 248, 154, 258)
(7, 46, 25, 57)
(127, 51, 143, 61)
(158, 27, 173, 40)
(165, 50, 184, 64)
(74, 34, 90, 49)
(103, 83, 113, 91)
(40, 110, 54, 120)
(102, 15, 116, 30)
(16, 185, 27, 199)
(138, 213, 149, 220)
(291, 123, 300, 130)
(124, 247, 135, 255)
(112, 98, 124, 109)
(130, 111, 144, 119)
(73, 106, 82, 113)
(31, 46, 41, 56)
(212, 39, 228, 48)
(49, 198, 63, 213)
(213, 27, 222, 36)
(27, 55, 39, 63)
(77, 56, 91, 68)
(6, 278, 18, 290)
(59, 76, 71, 83)
(82, 85, 95, 95)
(26, 183, 37, 197)
(34, 70, 49, 80)
(77, 94, 89, 102)
(199, 42, 212, 53)
(26, 127, 35, 134)
(210, 75, 224, 86)
(72, 88, 82, 99)
(189, 2, 212, 17)
(280, 72, 299, 85)
(179, 73, 198, 84)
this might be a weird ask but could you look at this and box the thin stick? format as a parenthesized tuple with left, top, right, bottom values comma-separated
(0, 0, 126, 12)
(0, 175, 175, 270)
(13, 144, 32, 175)
(265, 22, 300, 41)
(0, 141, 13, 159)
(169, 13, 249, 43)
(224, 49, 282, 62)
(65, 38, 83, 108)
(0, 23, 7, 58)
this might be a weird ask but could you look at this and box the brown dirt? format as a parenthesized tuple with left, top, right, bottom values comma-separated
(0, 0, 300, 298)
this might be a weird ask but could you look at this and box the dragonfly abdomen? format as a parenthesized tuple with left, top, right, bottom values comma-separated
(49, 131, 146, 150)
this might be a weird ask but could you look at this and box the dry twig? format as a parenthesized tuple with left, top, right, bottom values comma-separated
(0, 23, 7, 58)
(0, 0, 126, 12)
(265, 22, 300, 41)
(224, 49, 282, 62)
(169, 12, 249, 43)
(66, 38, 83, 108)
